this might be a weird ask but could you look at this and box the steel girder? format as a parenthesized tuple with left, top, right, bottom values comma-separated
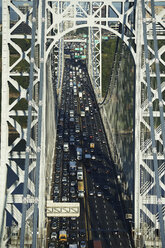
(134, 1, 165, 247)
(0, 0, 51, 247)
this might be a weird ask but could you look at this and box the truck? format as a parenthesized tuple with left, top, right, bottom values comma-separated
(79, 92, 82, 99)
(69, 245, 77, 248)
(93, 240, 102, 248)
(76, 147, 82, 160)
(80, 111, 85, 117)
(77, 170, 83, 180)
(59, 230, 67, 242)
(75, 125, 80, 133)
(90, 143, 95, 149)
(78, 181, 84, 198)
(85, 153, 91, 159)
(69, 110, 74, 117)
(63, 142, 69, 152)
(69, 161, 76, 171)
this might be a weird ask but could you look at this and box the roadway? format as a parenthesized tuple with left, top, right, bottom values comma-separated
(47, 49, 133, 248)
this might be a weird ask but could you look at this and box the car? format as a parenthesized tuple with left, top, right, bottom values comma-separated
(59, 244, 66, 248)
(55, 168, 60, 174)
(63, 166, 67, 172)
(95, 183, 99, 188)
(51, 222, 58, 230)
(70, 232, 77, 240)
(53, 192, 59, 198)
(53, 195, 59, 202)
(54, 186, 59, 194)
(62, 181, 68, 186)
(91, 155, 96, 160)
(63, 171, 68, 177)
(63, 188, 69, 194)
(70, 187, 76, 194)
(57, 145, 62, 150)
(70, 222, 77, 230)
(71, 191, 77, 197)
(71, 181, 76, 187)
(105, 195, 111, 201)
(51, 217, 58, 222)
(89, 190, 94, 196)
(62, 177, 67, 182)
(48, 242, 55, 248)
(104, 185, 109, 190)
(97, 191, 102, 197)
(62, 196, 68, 202)
(71, 217, 76, 221)
(50, 231, 57, 240)
(80, 241, 86, 248)
(79, 229, 86, 237)
(70, 171, 76, 176)
(64, 154, 69, 161)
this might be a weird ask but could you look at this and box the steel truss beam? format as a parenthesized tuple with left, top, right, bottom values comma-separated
(134, 1, 165, 247)
(0, 0, 52, 247)
(88, 26, 102, 99)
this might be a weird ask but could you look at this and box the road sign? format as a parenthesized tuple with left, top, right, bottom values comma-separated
(46, 201, 80, 217)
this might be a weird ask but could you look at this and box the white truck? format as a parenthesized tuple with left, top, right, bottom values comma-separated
(76, 147, 82, 160)
(79, 92, 82, 99)
(77, 170, 83, 180)
(69, 110, 74, 117)
(74, 89, 77, 96)
(80, 111, 85, 117)
(63, 142, 69, 152)
(69, 245, 77, 248)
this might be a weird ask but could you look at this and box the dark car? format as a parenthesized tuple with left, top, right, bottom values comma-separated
(70, 222, 77, 230)
(79, 229, 86, 237)
(51, 221, 58, 230)
(48, 242, 55, 248)
(80, 241, 86, 248)
(70, 232, 77, 240)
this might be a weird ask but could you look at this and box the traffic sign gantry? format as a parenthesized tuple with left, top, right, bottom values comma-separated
(46, 201, 80, 217)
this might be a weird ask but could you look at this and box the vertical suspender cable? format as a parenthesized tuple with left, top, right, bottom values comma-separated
(141, 1, 165, 247)
(150, 0, 165, 243)
(20, 0, 38, 247)
(32, 0, 46, 246)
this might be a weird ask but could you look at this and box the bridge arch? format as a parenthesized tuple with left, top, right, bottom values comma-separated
(45, 24, 136, 62)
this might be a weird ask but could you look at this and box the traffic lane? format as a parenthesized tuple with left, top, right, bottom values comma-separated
(88, 195, 128, 247)
(86, 166, 131, 244)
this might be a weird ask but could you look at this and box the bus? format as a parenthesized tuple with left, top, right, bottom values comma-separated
(59, 230, 67, 242)
(93, 240, 102, 248)
(78, 181, 84, 198)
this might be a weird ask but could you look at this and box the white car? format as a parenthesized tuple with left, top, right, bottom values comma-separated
(91, 155, 96, 160)
(62, 196, 68, 202)
(97, 192, 102, 197)
(51, 231, 57, 241)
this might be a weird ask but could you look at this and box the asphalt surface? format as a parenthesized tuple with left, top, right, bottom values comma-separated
(47, 55, 133, 248)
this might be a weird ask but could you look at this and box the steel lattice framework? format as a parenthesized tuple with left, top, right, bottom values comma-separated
(1, 0, 165, 247)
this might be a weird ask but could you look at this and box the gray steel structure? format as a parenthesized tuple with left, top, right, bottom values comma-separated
(1, 0, 165, 247)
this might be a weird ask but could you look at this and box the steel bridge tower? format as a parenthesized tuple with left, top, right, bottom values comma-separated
(1, 0, 165, 247)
